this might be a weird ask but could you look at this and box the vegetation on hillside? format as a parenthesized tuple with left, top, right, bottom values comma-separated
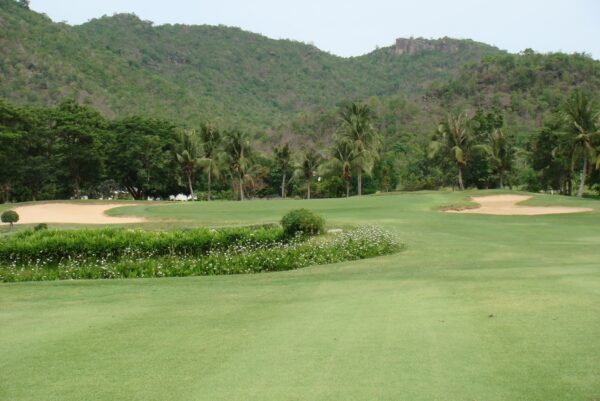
(1, 88, 599, 202)
(0, 0, 500, 131)
(1, 0, 600, 199)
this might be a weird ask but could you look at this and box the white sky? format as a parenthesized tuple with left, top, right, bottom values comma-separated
(29, 0, 599, 59)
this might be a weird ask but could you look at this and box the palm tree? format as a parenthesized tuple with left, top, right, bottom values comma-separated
(429, 112, 471, 190)
(199, 123, 222, 201)
(239, 163, 268, 199)
(176, 129, 201, 198)
(481, 128, 515, 189)
(339, 102, 381, 196)
(223, 129, 251, 201)
(273, 143, 291, 198)
(557, 90, 599, 197)
(294, 150, 322, 199)
(330, 139, 355, 198)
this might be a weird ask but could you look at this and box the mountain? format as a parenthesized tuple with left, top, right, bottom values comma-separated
(426, 50, 600, 142)
(0, 0, 501, 132)
(3, 0, 599, 148)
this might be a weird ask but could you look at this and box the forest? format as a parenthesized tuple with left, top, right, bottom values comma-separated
(1, 88, 599, 203)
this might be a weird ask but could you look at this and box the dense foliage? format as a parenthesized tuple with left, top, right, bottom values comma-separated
(281, 209, 325, 238)
(0, 226, 401, 282)
(1, 88, 599, 202)
(0, 210, 18, 229)
(0, 225, 284, 265)
(0, 0, 499, 131)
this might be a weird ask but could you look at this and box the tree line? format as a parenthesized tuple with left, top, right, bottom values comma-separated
(0, 88, 599, 203)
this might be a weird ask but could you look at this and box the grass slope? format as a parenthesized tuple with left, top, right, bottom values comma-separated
(1, 191, 600, 400)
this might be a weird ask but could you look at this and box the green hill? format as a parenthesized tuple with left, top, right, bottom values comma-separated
(0, 0, 501, 131)
(426, 50, 600, 140)
(2, 0, 600, 149)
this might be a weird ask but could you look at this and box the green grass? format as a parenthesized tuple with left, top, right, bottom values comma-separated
(1, 190, 600, 400)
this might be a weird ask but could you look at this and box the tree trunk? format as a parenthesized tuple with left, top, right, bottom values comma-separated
(239, 175, 244, 201)
(307, 181, 311, 200)
(568, 174, 573, 196)
(576, 155, 587, 198)
(345, 179, 350, 198)
(74, 177, 81, 199)
(207, 171, 212, 201)
(281, 173, 286, 199)
(125, 185, 143, 200)
(187, 173, 194, 198)
(499, 168, 504, 189)
(9, 222, 13, 231)
(357, 169, 362, 196)
(457, 165, 464, 191)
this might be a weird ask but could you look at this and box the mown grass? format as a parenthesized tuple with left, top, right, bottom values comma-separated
(1, 190, 600, 401)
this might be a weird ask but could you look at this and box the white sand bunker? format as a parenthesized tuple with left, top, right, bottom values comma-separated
(446, 195, 593, 216)
(9, 203, 144, 225)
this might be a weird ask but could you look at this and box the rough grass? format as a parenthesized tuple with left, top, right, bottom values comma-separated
(1, 190, 600, 401)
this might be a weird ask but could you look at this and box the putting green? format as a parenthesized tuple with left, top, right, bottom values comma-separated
(1, 191, 599, 401)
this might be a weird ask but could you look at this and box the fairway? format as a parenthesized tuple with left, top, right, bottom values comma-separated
(1, 191, 600, 401)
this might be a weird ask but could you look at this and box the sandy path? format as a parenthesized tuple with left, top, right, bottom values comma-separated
(6, 203, 144, 225)
(446, 194, 593, 216)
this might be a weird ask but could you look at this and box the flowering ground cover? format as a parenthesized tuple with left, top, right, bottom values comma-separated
(0, 226, 401, 281)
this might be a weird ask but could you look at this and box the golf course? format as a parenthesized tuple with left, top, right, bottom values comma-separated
(1, 191, 599, 401)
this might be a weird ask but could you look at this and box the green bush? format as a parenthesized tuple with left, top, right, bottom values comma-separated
(281, 209, 325, 238)
(1, 210, 19, 230)
(34, 223, 48, 232)
(0, 227, 402, 282)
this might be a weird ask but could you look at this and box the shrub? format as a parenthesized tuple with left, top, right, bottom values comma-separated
(34, 223, 48, 232)
(281, 209, 324, 238)
(0, 226, 402, 282)
(1, 210, 19, 230)
(0, 226, 285, 266)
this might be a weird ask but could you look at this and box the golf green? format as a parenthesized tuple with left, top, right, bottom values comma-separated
(1, 191, 599, 400)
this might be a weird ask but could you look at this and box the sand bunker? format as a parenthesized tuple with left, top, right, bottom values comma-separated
(6, 203, 144, 225)
(446, 195, 593, 216)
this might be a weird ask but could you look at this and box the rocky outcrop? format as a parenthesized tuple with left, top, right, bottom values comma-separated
(395, 37, 460, 55)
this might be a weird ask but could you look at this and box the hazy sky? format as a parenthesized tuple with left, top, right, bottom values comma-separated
(29, 0, 599, 59)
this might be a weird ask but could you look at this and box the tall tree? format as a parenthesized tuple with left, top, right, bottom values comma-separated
(106, 116, 179, 200)
(429, 112, 471, 190)
(556, 90, 599, 197)
(480, 128, 515, 189)
(529, 125, 572, 194)
(329, 139, 355, 198)
(339, 103, 381, 196)
(223, 129, 251, 201)
(51, 99, 106, 198)
(0, 99, 25, 203)
(176, 129, 201, 198)
(273, 143, 291, 198)
(294, 150, 322, 200)
(19, 108, 56, 201)
(198, 123, 222, 201)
